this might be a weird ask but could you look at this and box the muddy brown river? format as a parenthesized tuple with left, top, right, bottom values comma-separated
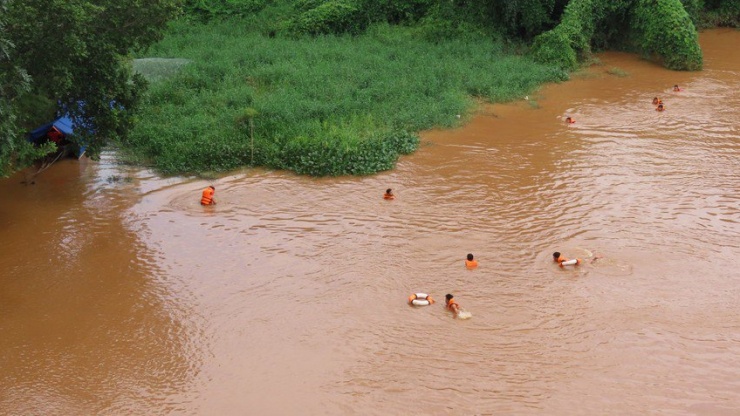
(1, 29, 738, 415)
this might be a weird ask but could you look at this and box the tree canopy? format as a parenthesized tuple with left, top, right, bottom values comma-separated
(0, 0, 180, 176)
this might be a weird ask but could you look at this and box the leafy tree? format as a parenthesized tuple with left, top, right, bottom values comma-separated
(1, 1, 50, 176)
(0, 0, 180, 175)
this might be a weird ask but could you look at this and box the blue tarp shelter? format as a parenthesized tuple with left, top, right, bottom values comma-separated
(28, 112, 87, 158)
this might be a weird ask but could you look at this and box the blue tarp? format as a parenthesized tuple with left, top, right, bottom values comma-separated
(28, 112, 87, 158)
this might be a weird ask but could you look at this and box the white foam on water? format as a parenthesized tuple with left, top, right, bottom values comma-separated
(457, 311, 472, 320)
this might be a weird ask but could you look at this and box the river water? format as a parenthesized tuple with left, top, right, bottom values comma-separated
(1, 29, 738, 415)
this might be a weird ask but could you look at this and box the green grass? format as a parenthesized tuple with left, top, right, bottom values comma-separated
(124, 20, 565, 176)
(606, 67, 629, 77)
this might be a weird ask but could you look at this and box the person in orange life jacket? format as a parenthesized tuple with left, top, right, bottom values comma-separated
(445, 294, 461, 316)
(565, 116, 575, 124)
(465, 253, 478, 269)
(656, 103, 665, 112)
(553, 251, 581, 266)
(201, 185, 217, 205)
(384, 188, 395, 200)
(673, 84, 681, 92)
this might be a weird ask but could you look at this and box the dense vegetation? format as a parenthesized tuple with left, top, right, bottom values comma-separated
(1, 0, 737, 177)
(124, 21, 564, 175)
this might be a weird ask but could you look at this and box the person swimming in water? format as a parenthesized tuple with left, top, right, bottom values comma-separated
(656, 103, 665, 112)
(673, 84, 681, 92)
(565, 116, 575, 124)
(652, 97, 660, 105)
(384, 188, 395, 200)
(201, 185, 217, 205)
(465, 253, 478, 269)
(445, 294, 461, 316)
(553, 251, 582, 267)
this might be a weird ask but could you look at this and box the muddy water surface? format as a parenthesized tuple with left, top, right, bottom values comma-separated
(1, 30, 738, 415)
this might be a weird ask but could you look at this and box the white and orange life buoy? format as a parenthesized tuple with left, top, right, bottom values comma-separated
(559, 258, 582, 267)
(408, 293, 434, 306)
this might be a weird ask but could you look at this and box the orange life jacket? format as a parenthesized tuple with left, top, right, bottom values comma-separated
(446, 299, 458, 311)
(201, 188, 215, 205)
(465, 259, 478, 269)
(384, 193, 394, 200)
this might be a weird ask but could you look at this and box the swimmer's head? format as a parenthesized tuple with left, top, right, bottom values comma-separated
(467, 253, 474, 261)
(553, 252, 561, 260)
(386, 188, 392, 194)
(209, 185, 215, 190)
(445, 294, 453, 302)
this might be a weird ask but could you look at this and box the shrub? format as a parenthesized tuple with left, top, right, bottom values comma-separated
(290, 0, 365, 35)
(699, 0, 740, 27)
(530, 30, 578, 70)
(183, 0, 268, 20)
(630, 0, 703, 70)
(530, 0, 595, 70)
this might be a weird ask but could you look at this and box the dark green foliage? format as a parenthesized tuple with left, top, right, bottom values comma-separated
(290, 0, 365, 35)
(589, 0, 633, 49)
(493, 0, 561, 39)
(124, 21, 563, 176)
(531, 0, 703, 71)
(184, 0, 269, 20)
(0, 6, 51, 176)
(0, 0, 180, 175)
(530, 29, 578, 70)
(700, 0, 740, 27)
(630, 0, 703, 70)
(530, 0, 595, 70)
(289, 0, 438, 36)
(360, 0, 436, 24)
(267, 130, 419, 176)
(679, 0, 705, 25)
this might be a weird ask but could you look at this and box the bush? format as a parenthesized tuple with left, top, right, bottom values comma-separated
(530, 30, 578, 70)
(630, 0, 703, 70)
(273, 129, 418, 176)
(699, 0, 740, 27)
(531, 0, 703, 71)
(290, 0, 365, 35)
(530, 0, 595, 70)
(679, 0, 704, 25)
(183, 0, 269, 20)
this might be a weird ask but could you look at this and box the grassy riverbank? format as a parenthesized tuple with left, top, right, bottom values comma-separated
(124, 19, 565, 176)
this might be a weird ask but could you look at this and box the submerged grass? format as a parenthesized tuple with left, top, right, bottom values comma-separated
(126, 20, 565, 176)
(606, 67, 629, 77)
